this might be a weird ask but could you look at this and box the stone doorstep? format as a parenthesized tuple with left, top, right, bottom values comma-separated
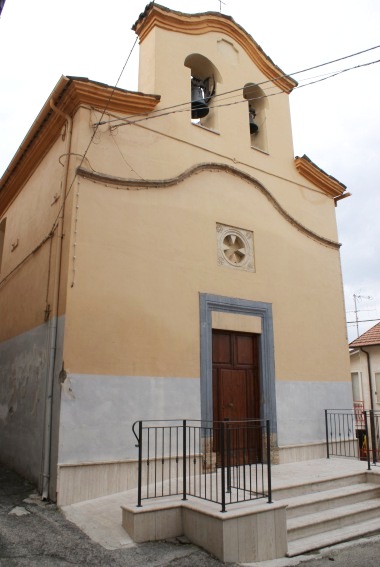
(121, 495, 288, 563)
(270, 471, 368, 500)
(284, 482, 380, 518)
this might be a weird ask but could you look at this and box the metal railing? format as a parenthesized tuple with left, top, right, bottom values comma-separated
(132, 419, 272, 512)
(325, 409, 380, 470)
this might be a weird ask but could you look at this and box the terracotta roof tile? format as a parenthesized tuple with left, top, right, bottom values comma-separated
(349, 322, 380, 348)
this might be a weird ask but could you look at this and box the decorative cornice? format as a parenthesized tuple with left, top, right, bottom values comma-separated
(294, 155, 347, 198)
(0, 76, 160, 216)
(77, 162, 341, 249)
(133, 3, 297, 94)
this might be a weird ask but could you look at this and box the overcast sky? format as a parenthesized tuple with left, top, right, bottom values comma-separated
(1, 0, 379, 342)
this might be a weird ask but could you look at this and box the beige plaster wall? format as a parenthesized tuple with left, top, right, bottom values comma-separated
(0, 132, 73, 341)
(138, 27, 295, 162)
(87, 25, 339, 244)
(60, 24, 350, 384)
(62, 166, 349, 382)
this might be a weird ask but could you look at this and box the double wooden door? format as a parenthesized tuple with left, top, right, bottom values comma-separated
(212, 330, 261, 464)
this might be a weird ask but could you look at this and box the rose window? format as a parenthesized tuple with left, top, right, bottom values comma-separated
(222, 234, 246, 265)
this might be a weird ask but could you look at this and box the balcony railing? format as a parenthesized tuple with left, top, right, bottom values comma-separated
(132, 419, 272, 512)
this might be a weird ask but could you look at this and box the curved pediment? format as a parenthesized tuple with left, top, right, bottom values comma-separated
(133, 3, 297, 94)
(77, 162, 340, 250)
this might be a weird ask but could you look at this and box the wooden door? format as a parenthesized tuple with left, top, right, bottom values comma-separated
(212, 330, 261, 464)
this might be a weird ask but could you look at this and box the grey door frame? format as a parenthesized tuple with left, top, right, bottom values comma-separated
(199, 293, 277, 435)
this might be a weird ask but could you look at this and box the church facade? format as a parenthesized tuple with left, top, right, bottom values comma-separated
(0, 3, 351, 505)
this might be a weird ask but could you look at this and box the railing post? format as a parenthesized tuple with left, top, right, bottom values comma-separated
(220, 421, 226, 512)
(370, 410, 377, 465)
(364, 411, 371, 471)
(325, 410, 330, 459)
(225, 418, 231, 493)
(137, 421, 143, 507)
(266, 419, 272, 504)
(182, 420, 187, 501)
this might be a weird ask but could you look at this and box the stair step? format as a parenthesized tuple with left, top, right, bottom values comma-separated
(287, 517, 380, 557)
(286, 482, 380, 518)
(273, 472, 367, 500)
(287, 498, 380, 541)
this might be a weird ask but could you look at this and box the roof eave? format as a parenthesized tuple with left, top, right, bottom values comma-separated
(294, 154, 348, 199)
(0, 76, 160, 215)
(349, 341, 380, 349)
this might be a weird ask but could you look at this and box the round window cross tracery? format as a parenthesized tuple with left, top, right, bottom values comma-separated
(222, 233, 247, 265)
(216, 223, 255, 272)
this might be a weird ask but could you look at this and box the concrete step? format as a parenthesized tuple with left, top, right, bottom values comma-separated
(285, 482, 380, 519)
(273, 472, 367, 501)
(287, 516, 380, 557)
(287, 498, 380, 542)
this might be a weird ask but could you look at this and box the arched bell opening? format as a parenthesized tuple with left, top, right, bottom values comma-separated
(184, 54, 221, 131)
(243, 83, 268, 152)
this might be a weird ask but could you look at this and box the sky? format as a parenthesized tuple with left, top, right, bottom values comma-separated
(1, 0, 379, 342)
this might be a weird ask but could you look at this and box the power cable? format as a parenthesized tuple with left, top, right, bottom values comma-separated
(2, 43, 378, 287)
(0, 37, 139, 288)
(296, 58, 380, 91)
(101, 57, 380, 129)
(347, 319, 380, 324)
(50, 36, 139, 234)
(95, 43, 380, 127)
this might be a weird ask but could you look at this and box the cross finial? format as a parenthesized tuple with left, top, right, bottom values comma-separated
(217, 0, 226, 12)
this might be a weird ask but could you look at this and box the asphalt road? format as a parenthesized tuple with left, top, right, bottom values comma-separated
(1, 464, 380, 566)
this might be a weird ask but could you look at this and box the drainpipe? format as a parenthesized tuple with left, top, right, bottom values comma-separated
(360, 347, 377, 464)
(41, 100, 73, 500)
(360, 347, 374, 411)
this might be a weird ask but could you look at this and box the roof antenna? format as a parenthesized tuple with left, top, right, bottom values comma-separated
(353, 293, 373, 338)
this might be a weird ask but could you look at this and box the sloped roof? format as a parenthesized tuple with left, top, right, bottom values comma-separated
(349, 322, 380, 348)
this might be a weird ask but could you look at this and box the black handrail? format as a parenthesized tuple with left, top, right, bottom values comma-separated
(132, 418, 271, 512)
(325, 409, 380, 470)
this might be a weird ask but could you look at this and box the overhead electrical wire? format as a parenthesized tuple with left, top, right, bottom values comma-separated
(95, 43, 380, 128)
(347, 319, 380, 325)
(49, 36, 139, 234)
(0, 37, 140, 289)
(98, 57, 380, 130)
(1, 43, 379, 289)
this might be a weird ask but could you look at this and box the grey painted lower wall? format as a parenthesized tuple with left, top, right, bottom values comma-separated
(276, 380, 353, 446)
(58, 374, 201, 464)
(0, 323, 50, 483)
(59, 375, 353, 465)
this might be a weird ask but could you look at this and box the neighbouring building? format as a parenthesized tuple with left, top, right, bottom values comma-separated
(0, 3, 352, 506)
(350, 322, 380, 411)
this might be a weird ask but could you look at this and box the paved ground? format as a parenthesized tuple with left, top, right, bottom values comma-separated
(1, 463, 380, 566)
(0, 465, 238, 567)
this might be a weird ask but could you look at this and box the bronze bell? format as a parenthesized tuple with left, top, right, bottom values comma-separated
(191, 83, 209, 119)
(249, 109, 258, 134)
